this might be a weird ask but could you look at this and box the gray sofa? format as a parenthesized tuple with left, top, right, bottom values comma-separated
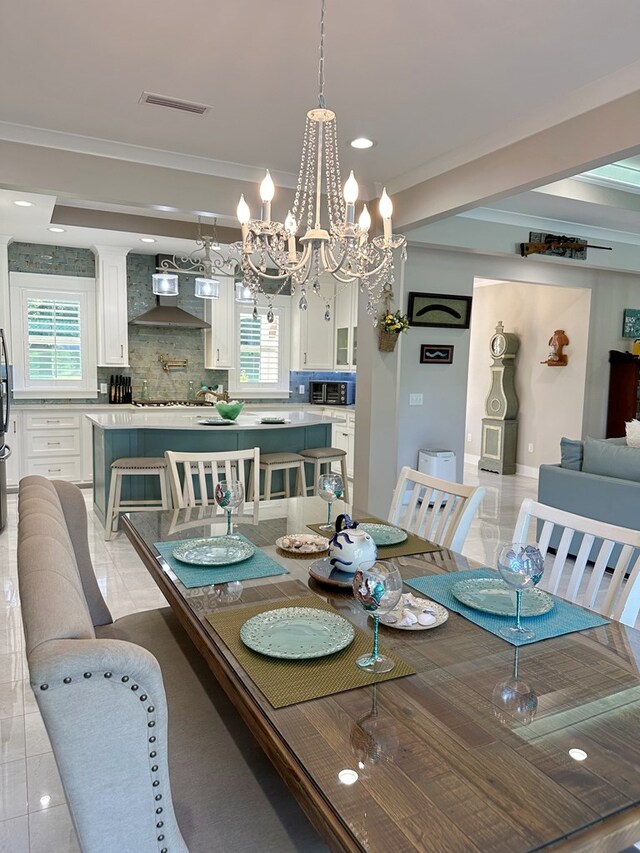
(17, 475, 324, 853)
(538, 437, 640, 562)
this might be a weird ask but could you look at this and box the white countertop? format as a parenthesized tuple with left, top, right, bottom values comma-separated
(85, 409, 342, 430)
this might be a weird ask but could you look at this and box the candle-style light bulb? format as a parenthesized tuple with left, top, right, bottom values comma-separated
(285, 210, 297, 262)
(343, 171, 359, 204)
(237, 194, 251, 225)
(379, 188, 393, 220)
(358, 204, 371, 231)
(260, 170, 275, 202)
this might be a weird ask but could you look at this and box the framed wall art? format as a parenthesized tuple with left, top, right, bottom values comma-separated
(622, 308, 640, 338)
(407, 292, 472, 329)
(420, 344, 454, 364)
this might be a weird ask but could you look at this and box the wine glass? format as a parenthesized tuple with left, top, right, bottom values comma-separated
(496, 542, 545, 642)
(214, 480, 245, 536)
(492, 648, 538, 726)
(352, 561, 403, 673)
(317, 472, 344, 531)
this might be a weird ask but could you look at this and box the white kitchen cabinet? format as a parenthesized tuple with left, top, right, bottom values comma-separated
(4, 412, 21, 489)
(290, 278, 335, 370)
(334, 283, 358, 371)
(94, 246, 130, 367)
(326, 408, 355, 479)
(204, 276, 234, 369)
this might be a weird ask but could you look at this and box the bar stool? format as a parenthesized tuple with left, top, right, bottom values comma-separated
(298, 447, 349, 502)
(104, 457, 171, 540)
(248, 452, 307, 500)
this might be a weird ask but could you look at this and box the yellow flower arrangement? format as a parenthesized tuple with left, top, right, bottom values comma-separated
(379, 310, 409, 334)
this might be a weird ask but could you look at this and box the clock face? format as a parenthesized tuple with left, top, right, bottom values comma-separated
(491, 334, 506, 357)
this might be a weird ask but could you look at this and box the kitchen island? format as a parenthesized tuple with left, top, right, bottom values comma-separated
(87, 409, 338, 524)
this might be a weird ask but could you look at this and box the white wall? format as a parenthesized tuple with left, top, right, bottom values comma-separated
(354, 243, 640, 517)
(465, 280, 591, 472)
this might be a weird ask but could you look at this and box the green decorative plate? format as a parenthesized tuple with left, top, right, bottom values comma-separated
(358, 522, 407, 546)
(172, 536, 255, 566)
(240, 607, 355, 659)
(451, 578, 554, 617)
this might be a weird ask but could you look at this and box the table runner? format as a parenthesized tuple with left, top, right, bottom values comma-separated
(307, 516, 440, 559)
(405, 568, 609, 646)
(153, 535, 288, 588)
(206, 594, 415, 708)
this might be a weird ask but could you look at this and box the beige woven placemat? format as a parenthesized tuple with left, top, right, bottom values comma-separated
(307, 517, 440, 559)
(206, 594, 415, 709)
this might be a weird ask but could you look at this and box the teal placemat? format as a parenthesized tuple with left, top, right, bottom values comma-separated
(153, 535, 289, 588)
(405, 568, 609, 646)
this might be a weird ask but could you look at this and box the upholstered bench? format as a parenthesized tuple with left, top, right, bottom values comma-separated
(17, 475, 325, 853)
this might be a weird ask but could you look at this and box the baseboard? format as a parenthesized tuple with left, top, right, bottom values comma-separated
(464, 453, 480, 467)
(516, 464, 539, 479)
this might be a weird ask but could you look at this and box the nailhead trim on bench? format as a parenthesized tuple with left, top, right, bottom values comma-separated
(38, 672, 170, 851)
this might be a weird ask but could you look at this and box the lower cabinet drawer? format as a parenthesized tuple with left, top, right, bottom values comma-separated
(24, 458, 83, 481)
(26, 431, 82, 457)
(24, 413, 81, 430)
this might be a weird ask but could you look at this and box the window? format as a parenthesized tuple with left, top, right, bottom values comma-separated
(229, 297, 290, 397)
(10, 273, 97, 398)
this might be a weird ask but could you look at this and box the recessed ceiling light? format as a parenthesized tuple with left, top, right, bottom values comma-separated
(140, 237, 156, 243)
(350, 137, 375, 149)
(13, 200, 33, 207)
(569, 748, 588, 761)
(48, 227, 65, 233)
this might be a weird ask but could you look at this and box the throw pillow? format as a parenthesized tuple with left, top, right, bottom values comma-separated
(626, 419, 640, 448)
(560, 437, 583, 470)
(582, 436, 640, 482)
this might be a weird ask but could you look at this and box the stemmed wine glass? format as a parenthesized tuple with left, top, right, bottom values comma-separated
(352, 561, 403, 673)
(317, 472, 344, 531)
(214, 480, 245, 536)
(496, 542, 545, 642)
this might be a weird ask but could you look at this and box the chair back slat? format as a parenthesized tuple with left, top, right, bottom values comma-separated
(388, 467, 485, 554)
(512, 498, 640, 627)
(165, 449, 260, 523)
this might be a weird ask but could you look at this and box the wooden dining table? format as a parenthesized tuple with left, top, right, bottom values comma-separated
(123, 496, 640, 853)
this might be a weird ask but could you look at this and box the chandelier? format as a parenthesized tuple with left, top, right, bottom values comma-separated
(152, 218, 238, 300)
(235, 0, 406, 321)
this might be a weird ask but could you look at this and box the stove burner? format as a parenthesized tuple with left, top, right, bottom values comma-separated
(132, 400, 214, 407)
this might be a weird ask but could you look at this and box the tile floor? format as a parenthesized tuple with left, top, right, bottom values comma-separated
(0, 466, 569, 852)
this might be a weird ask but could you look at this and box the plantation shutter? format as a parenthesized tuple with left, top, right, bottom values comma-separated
(26, 297, 83, 381)
(238, 311, 280, 384)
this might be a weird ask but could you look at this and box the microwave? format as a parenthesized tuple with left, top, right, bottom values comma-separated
(309, 381, 355, 406)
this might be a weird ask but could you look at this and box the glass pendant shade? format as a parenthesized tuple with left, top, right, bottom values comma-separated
(194, 277, 220, 299)
(235, 282, 254, 303)
(152, 272, 179, 296)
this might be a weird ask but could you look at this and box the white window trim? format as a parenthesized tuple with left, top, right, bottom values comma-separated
(10, 272, 98, 399)
(228, 295, 291, 399)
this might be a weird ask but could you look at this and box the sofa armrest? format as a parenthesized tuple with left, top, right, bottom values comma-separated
(29, 638, 187, 853)
(538, 464, 640, 532)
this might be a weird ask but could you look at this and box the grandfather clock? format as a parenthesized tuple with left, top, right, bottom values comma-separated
(479, 321, 520, 474)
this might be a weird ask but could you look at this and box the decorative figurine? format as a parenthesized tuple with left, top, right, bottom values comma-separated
(541, 329, 569, 366)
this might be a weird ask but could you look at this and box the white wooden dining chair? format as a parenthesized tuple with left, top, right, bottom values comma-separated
(513, 498, 640, 627)
(387, 466, 485, 553)
(164, 448, 260, 522)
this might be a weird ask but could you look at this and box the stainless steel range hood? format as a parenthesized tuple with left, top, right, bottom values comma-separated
(129, 296, 210, 329)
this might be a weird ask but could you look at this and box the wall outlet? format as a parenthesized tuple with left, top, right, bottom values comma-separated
(409, 393, 424, 406)
(298, 384, 305, 394)
(528, 443, 534, 453)
(467, 432, 472, 443)
(99, 382, 108, 394)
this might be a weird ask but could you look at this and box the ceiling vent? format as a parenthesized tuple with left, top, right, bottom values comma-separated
(139, 91, 210, 115)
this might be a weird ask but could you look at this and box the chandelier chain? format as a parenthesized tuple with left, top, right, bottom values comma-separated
(318, 0, 326, 109)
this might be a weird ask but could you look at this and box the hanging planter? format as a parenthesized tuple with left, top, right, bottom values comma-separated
(377, 310, 409, 353)
(378, 329, 399, 352)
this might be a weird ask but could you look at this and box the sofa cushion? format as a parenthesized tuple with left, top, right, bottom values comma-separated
(582, 436, 640, 483)
(626, 419, 640, 448)
(560, 437, 584, 470)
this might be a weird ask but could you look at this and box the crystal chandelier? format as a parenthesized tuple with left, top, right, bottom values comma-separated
(235, 0, 406, 321)
(152, 218, 238, 299)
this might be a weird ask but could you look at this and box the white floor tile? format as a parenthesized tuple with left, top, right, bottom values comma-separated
(28, 805, 80, 853)
(26, 753, 65, 814)
(0, 760, 27, 822)
(0, 717, 25, 765)
(0, 814, 29, 853)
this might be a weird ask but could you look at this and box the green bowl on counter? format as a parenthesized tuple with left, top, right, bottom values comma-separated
(215, 400, 245, 421)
